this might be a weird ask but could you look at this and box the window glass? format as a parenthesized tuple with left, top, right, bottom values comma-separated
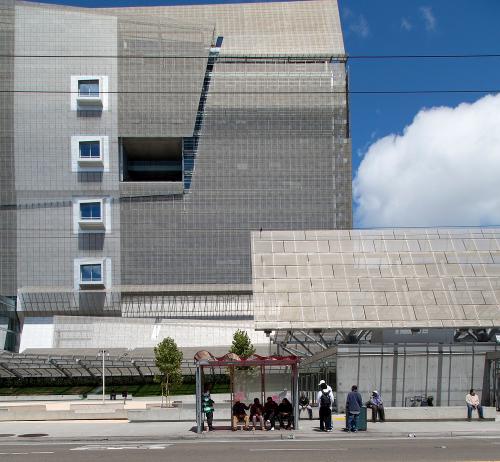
(79, 141, 100, 158)
(78, 79, 99, 96)
(80, 202, 101, 220)
(80, 264, 102, 282)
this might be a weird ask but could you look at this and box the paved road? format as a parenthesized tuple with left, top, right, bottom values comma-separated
(1, 437, 500, 461)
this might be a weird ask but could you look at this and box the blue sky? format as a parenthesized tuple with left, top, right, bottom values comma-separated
(37, 0, 500, 227)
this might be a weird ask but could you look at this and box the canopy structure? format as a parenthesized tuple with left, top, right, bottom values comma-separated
(194, 351, 300, 433)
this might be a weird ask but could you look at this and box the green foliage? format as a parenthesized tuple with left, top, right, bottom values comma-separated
(229, 329, 256, 358)
(154, 337, 183, 403)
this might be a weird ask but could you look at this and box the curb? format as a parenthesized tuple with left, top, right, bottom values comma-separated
(4, 429, 500, 444)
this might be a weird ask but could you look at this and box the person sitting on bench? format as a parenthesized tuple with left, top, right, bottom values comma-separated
(466, 389, 485, 421)
(232, 399, 250, 430)
(278, 397, 294, 429)
(250, 397, 265, 430)
(264, 396, 278, 431)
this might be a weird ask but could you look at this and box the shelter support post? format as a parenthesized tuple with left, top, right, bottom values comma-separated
(293, 364, 299, 430)
(196, 364, 202, 433)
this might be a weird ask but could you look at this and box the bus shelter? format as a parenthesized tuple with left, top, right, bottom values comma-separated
(194, 351, 300, 433)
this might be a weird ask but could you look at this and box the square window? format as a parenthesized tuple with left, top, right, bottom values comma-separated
(76, 198, 106, 231)
(79, 202, 101, 220)
(78, 79, 100, 97)
(79, 141, 101, 159)
(80, 263, 102, 283)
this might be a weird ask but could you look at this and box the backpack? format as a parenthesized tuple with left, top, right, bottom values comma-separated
(320, 390, 331, 408)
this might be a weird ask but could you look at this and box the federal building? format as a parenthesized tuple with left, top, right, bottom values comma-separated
(0, 0, 498, 407)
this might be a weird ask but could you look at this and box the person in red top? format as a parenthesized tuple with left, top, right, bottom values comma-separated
(250, 397, 265, 429)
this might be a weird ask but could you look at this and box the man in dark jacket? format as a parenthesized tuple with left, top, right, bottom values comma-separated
(232, 399, 249, 430)
(277, 397, 294, 430)
(264, 397, 278, 430)
(345, 385, 363, 432)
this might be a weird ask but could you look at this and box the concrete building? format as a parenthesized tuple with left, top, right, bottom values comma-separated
(0, 0, 351, 351)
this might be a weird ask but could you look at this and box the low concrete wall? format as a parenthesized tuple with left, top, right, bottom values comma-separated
(0, 408, 128, 421)
(384, 406, 497, 421)
(0, 395, 82, 401)
(86, 394, 133, 401)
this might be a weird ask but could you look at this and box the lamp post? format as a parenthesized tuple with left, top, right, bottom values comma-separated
(98, 349, 109, 403)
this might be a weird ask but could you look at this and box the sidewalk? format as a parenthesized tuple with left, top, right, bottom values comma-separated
(0, 417, 498, 443)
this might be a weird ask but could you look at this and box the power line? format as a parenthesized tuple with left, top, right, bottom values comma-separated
(1, 53, 500, 59)
(0, 90, 498, 95)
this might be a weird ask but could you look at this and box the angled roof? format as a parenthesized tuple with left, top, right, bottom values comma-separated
(252, 228, 500, 331)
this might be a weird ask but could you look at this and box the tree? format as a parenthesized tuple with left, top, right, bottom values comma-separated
(154, 337, 183, 407)
(230, 329, 256, 358)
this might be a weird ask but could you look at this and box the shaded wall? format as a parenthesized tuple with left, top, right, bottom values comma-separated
(336, 343, 499, 409)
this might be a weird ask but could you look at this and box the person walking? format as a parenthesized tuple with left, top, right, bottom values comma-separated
(368, 390, 385, 423)
(345, 385, 363, 432)
(317, 382, 334, 431)
(466, 389, 485, 421)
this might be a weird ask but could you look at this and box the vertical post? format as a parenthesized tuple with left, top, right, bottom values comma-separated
(102, 349, 105, 404)
(293, 363, 299, 430)
(261, 365, 265, 404)
(195, 363, 202, 433)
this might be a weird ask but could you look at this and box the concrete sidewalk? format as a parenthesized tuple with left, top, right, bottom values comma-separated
(0, 417, 498, 443)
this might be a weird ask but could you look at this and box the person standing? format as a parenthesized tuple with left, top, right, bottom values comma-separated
(466, 389, 485, 421)
(369, 390, 385, 423)
(202, 388, 215, 431)
(345, 385, 363, 432)
(317, 382, 334, 431)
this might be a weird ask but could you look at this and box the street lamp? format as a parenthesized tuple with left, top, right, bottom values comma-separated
(97, 349, 109, 403)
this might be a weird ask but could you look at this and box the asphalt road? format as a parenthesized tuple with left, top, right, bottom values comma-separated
(0, 437, 500, 461)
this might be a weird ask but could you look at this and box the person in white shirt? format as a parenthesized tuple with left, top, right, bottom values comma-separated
(465, 389, 485, 420)
(317, 380, 334, 431)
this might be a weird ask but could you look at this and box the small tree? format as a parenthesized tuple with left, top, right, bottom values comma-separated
(230, 329, 256, 358)
(154, 337, 183, 407)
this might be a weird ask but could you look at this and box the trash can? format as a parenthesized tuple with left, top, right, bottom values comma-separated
(344, 406, 367, 432)
(357, 406, 368, 431)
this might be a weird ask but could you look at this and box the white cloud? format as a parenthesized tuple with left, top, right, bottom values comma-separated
(401, 17, 413, 31)
(353, 94, 500, 227)
(349, 14, 370, 38)
(419, 6, 436, 31)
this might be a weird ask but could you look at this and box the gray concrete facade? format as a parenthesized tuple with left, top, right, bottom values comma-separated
(1, 0, 351, 349)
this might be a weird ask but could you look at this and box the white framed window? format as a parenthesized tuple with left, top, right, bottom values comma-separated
(71, 136, 109, 172)
(74, 258, 111, 289)
(73, 197, 111, 233)
(71, 75, 108, 111)
(78, 199, 104, 229)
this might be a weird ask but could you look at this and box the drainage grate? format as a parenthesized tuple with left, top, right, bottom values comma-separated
(17, 433, 48, 438)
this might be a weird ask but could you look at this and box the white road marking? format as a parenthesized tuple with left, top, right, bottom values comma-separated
(71, 444, 171, 451)
(250, 448, 348, 451)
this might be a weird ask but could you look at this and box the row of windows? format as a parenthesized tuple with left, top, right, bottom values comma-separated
(72, 78, 110, 289)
